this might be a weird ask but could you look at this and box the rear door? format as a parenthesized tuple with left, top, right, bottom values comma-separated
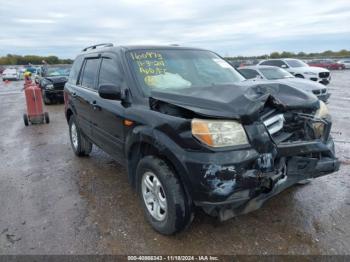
(74, 56, 101, 139)
(90, 53, 125, 161)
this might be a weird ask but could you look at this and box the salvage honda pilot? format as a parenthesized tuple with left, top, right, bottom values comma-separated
(64, 44, 340, 235)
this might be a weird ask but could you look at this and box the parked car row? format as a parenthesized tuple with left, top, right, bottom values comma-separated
(307, 59, 347, 70)
(1, 65, 71, 105)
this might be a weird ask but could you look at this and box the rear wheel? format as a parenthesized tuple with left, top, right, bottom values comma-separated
(136, 156, 193, 235)
(69, 116, 92, 156)
(23, 114, 29, 126)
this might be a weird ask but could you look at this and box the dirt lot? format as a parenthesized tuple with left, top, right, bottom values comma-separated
(0, 71, 349, 255)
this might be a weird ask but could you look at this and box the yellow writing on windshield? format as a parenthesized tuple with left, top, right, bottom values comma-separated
(131, 51, 167, 77)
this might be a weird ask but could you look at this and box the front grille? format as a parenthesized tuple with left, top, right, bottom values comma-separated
(263, 114, 284, 135)
(54, 82, 65, 90)
(261, 108, 328, 144)
(313, 89, 327, 95)
(319, 72, 330, 78)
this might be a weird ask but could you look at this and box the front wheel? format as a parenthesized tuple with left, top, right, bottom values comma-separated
(69, 116, 92, 156)
(136, 156, 193, 235)
(42, 90, 51, 105)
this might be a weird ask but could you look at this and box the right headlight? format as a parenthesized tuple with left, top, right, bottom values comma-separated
(313, 101, 330, 138)
(191, 119, 249, 147)
(315, 101, 329, 119)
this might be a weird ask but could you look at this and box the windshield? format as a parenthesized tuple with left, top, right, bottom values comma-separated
(259, 67, 294, 80)
(127, 49, 245, 96)
(45, 67, 71, 77)
(285, 59, 308, 68)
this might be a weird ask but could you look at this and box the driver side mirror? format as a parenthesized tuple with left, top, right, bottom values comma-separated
(281, 64, 288, 68)
(98, 84, 123, 100)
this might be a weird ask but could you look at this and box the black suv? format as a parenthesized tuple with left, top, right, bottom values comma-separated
(64, 43, 340, 235)
(40, 65, 71, 104)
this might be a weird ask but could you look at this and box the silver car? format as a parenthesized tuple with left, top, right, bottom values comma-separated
(238, 65, 330, 102)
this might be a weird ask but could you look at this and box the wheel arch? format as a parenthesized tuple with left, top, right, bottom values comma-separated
(125, 127, 193, 204)
(66, 108, 74, 123)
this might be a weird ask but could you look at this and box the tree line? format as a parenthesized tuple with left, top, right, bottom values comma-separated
(0, 54, 73, 65)
(1, 49, 349, 65)
(226, 49, 350, 60)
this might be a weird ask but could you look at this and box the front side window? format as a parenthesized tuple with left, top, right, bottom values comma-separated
(81, 58, 100, 89)
(262, 60, 286, 67)
(69, 56, 83, 84)
(127, 49, 245, 96)
(259, 67, 294, 80)
(98, 58, 122, 87)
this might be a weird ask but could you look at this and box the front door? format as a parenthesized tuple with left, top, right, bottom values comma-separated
(90, 55, 126, 162)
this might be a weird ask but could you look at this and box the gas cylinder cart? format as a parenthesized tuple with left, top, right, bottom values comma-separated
(23, 73, 50, 126)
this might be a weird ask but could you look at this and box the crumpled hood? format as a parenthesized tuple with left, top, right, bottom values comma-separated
(150, 81, 319, 123)
(43, 76, 68, 84)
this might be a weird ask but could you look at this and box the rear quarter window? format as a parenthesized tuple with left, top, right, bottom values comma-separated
(68, 55, 83, 84)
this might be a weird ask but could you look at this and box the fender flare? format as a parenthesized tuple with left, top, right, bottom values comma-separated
(124, 125, 193, 198)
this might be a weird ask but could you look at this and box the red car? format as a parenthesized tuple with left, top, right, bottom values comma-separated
(308, 59, 345, 70)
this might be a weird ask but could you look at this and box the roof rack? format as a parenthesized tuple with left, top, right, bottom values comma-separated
(82, 43, 114, 52)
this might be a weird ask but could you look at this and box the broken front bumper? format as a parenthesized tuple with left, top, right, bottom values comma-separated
(188, 137, 339, 220)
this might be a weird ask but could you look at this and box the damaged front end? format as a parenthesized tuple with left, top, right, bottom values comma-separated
(196, 102, 339, 221)
(148, 82, 340, 221)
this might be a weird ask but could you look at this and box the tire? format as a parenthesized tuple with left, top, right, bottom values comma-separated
(23, 114, 29, 126)
(295, 74, 304, 78)
(69, 116, 92, 156)
(136, 156, 193, 235)
(42, 90, 51, 105)
(44, 112, 50, 124)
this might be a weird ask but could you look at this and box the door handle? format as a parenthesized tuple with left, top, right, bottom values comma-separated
(90, 100, 101, 110)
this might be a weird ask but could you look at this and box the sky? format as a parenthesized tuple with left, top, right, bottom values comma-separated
(0, 0, 350, 58)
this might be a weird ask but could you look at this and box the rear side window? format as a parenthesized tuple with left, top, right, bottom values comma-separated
(68, 56, 83, 84)
(261, 60, 285, 67)
(81, 58, 100, 89)
(239, 69, 260, 79)
(98, 58, 123, 86)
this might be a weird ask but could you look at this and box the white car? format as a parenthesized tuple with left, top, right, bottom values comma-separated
(238, 65, 330, 102)
(2, 68, 20, 81)
(258, 58, 331, 85)
(337, 59, 350, 69)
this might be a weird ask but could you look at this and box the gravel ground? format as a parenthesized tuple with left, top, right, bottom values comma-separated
(0, 71, 349, 255)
